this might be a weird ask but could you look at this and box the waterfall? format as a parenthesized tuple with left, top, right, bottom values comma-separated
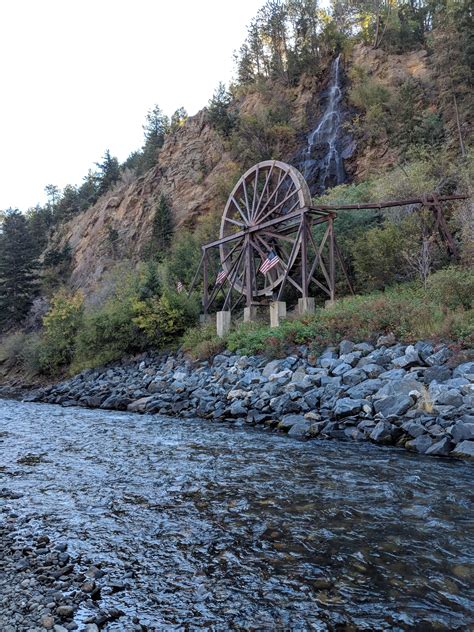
(297, 55, 353, 195)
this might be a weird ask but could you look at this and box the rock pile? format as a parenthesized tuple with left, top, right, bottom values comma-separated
(28, 338, 474, 459)
(0, 510, 133, 631)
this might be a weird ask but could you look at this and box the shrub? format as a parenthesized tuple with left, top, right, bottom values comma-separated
(132, 291, 199, 347)
(38, 290, 84, 374)
(426, 266, 474, 310)
(181, 322, 226, 360)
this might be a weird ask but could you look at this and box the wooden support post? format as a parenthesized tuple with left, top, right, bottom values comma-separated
(329, 216, 335, 303)
(245, 235, 253, 307)
(243, 305, 258, 322)
(270, 301, 286, 328)
(300, 215, 308, 299)
(202, 250, 209, 316)
(298, 297, 315, 315)
(216, 311, 231, 338)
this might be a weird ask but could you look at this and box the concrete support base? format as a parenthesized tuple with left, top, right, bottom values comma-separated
(199, 314, 212, 324)
(243, 305, 258, 323)
(325, 299, 336, 310)
(216, 310, 231, 337)
(298, 297, 315, 315)
(270, 301, 286, 328)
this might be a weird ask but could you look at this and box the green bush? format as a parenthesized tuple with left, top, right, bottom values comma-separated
(38, 290, 84, 374)
(426, 266, 474, 310)
(181, 322, 226, 360)
(133, 291, 199, 347)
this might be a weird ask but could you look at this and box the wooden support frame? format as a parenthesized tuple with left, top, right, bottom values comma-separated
(186, 160, 465, 317)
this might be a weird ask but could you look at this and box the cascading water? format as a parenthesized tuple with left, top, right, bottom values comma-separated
(297, 55, 354, 195)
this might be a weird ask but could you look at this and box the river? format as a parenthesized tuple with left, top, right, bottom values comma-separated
(0, 399, 473, 630)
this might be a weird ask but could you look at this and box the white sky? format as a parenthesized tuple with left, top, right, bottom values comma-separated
(0, 0, 270, 211)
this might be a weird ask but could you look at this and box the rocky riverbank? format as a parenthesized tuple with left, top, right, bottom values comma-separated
(0, 509, 133, 632)
(26, 336, 474, 459)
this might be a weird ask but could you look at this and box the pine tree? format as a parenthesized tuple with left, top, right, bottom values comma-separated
(0, 209, 39, 330)
(207, 83, 235, 137)
(148, 194, 173, 259)
(95, 150, 120, 197)
(142, 105, 170, 171)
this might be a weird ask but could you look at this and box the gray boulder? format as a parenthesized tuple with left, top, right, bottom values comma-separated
(451, 440, 474, 458)
(339, 339, 355, 355)
(370, 421, 395, 444)
(331, 362, 352, 376)
(425, 347, 452, 366)
(333, 398, 368, 418)
(449, 421, 474, 443)
(278, 414, 307, 430)
(346, 379, 383, 400)
(401, 421, 426, 438)
(374, 379, 423, 400)
(376, 332, 396, 347)
(406, 434, 433, 454)
(392, 346, 421, 369)
(453, 361, 474, 381)
(288, 421, 311, 437)
(374, 395, 414, 418)
(422, 366, 452, 384)
(425, 437, 453, 456)
(342, 368, 367, 386)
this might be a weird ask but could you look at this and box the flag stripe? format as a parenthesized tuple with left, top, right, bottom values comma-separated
(259, 251, 280, 275)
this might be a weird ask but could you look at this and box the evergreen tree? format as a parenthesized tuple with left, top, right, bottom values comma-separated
(142, 105, 170, 171)
(0, 209, 39, 330)
(207, 83, 235, 137)
(147, 194, 173, 259)
(95, 149, 120, 197)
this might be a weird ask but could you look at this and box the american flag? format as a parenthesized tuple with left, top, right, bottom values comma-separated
(176, 281, 184, 294)
(216, 269, 227, 285)
(259, 250, 280, 275)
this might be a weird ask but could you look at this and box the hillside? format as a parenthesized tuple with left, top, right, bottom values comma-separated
(0, 0, 472, 379)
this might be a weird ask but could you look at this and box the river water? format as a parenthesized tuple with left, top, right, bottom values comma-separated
(1, 399, 473, 630)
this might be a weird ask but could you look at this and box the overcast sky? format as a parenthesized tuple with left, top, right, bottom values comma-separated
(0, 0, 272, 211)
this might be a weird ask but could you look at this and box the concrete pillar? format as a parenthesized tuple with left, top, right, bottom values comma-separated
(216, 311, 231, 337)
(325, 299, 336, 310)
(270, 301, 286, 328)
(243, 305, 258, 323)
(199, 313, 212, 324)
(298, 297, 315, 315)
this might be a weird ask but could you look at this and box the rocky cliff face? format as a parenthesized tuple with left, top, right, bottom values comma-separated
(52, 45, 433, 297)
(54, 112, 235, 295)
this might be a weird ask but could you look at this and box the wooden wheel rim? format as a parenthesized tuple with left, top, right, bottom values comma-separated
(219, 161, 311, 297)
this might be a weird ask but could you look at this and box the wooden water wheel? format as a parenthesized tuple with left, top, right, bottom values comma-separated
(219, 160, 312, 299)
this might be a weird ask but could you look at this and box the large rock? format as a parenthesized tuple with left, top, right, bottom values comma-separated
(451, 440, 474, 458)
(278, 414, 307, 431)
(374, 395, 414, 418)
(370, 420, 395, 444)
(127, 396, 154, 412)
(287, 420, 311, 437)
(392, 346, 421, 369)
(342, 368, 367, 386)
(406, 434, 433, 454)
(401, 421, 426, 438)
(376, 332, 395, 347)
(373, 379, 423, 400)
(425, 437, 453, 456)
(422, 365, 452, 384)
(333, 398, 368, 418)
(453, 361, 474, 381)
(425, 347, 452, 366)
(331, 362, 352, 377)
(339, 339, 355, 355)
(449, 421, 474, 443)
